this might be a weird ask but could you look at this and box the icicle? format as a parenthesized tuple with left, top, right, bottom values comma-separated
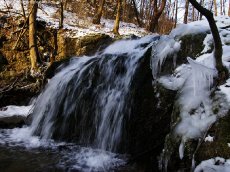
(151, 36, 180, 79)
(179, 138, 185, 159)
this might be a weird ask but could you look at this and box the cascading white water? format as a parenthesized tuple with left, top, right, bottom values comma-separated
(0, 35, 177, 172)
(29, 35, 158, 152)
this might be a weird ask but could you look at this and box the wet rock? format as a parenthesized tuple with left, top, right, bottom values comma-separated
(196, 111, 230, 162)
(177, 32, 208, 59)
(124, 48, 176, 170)
(159, 32, 208, 77)
(0, 115, 26, 128)
(57, 32, 113, 60)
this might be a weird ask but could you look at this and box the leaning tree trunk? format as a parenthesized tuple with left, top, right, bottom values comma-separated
(132, 0, 141, 27)
(188, 0, 229, 83)
(29, 0, 39, 73)
(92, 0, 105, 24)
(113, 0, 121, 35)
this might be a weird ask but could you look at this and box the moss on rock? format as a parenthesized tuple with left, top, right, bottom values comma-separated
(177, 33, 208, 59)
(195, 112, 230, 163)
(57, 33, 113, 60)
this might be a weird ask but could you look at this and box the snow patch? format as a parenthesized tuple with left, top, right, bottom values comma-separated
(0, 105, 33, 117)
(204, 135, 214, 142)
(195, 157, 230, 172)
(104, 35, 157, 54)
(170, 24, 209, 38)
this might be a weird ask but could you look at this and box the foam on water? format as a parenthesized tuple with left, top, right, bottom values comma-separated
(0, 127, 126, 171)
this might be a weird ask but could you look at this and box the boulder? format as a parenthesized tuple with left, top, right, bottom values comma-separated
(0, 115, 26, 128)
(0, 105, 32, 128)
(57, 32, 113, 60)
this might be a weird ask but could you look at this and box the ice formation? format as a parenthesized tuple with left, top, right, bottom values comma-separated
(195, 157, 230, 172)
(151, 35, 181, 79)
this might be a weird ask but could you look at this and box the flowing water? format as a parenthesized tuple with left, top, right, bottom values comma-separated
(0, 35, 159, 172)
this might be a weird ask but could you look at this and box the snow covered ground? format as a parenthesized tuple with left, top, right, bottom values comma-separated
(0, 0, 149, 38)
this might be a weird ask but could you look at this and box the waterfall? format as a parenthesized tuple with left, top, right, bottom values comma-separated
(29, 35, 158, 152)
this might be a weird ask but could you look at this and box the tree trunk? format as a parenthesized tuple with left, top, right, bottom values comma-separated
(148, 0, 166, 32)
(92, 0, 105, 24)
(199, 0, 204, 20)
(174, 0, 178, 27)
(188, 0, 229, 82)
(229, 0, 230, 16)
(209, 0, 214, 11)
(64, 0, 68, 10)
(132, 0, 141, 27)
(220, 0, 223, 15)
(192, 6, 194, 21)
(113, 0, 121, 35)
(29, 0, 39, 73)
(223, 0, 225, 15)
(59, 0, 64, 29)
(214, 0, 217, 16)
(184, 0, 189, 24)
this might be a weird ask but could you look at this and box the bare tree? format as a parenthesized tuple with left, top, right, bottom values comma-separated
(192, 6, 195, 21)
(223, 0, 226, 15)
(59, 0, 64, 29)
(92, 0, 105, 24)
(29, 0, 39, 73)
(229, 0, 230, 16)
(184, 0, 189, 24)
(188, 0, 228, 82)
(148, 0, 167, 32)
(214, 0, 217, 16)
(113, 0, 122, 35)
(199, 0, 204, 20)
(132, 0, 141, 26)
(64, 0, 68, 10)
